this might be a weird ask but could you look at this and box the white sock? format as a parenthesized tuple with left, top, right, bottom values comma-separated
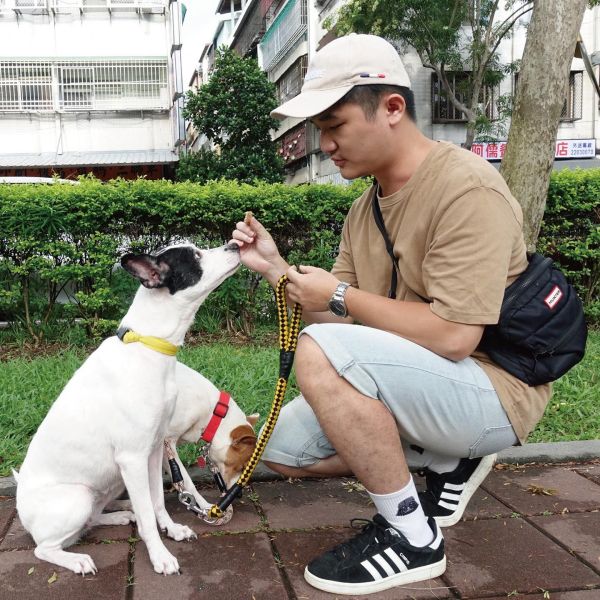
(368, 478, 434, 547)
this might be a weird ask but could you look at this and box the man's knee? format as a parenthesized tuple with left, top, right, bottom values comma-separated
(295, 334, 334, 395)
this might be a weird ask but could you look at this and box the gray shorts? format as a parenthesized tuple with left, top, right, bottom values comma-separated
(262, 323, 518, 469)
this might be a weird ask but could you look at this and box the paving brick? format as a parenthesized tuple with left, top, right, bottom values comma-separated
(0, 541, 129, 600)
(442, 518, 600, 598)
(0, 514, 132, 551)
(163, 486, 262, 533)
(458, 487, 514, 522)
(273, 529, 453, 599)
(530, 512, 600, 570)
(474, 593, 600, 600)
(482, 465, 600, 516)
(0, 498, 15, 544)
(575, 463, 600, 485)
(132, 531, 287, 600)
(254, 478, 374, 530)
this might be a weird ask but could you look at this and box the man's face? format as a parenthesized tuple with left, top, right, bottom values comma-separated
(312, 100, 389, 180)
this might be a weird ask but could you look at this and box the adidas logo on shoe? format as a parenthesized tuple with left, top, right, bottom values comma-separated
(419, 454, 496, 527)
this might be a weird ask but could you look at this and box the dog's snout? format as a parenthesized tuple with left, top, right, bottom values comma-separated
(226, 242, 240, 253)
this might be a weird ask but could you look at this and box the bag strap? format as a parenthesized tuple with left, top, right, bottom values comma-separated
(371, 183, 430, 303)
(371, 183, 399, 299)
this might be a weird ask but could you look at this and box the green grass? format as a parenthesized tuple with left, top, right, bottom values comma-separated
(0, 332, 598, 477)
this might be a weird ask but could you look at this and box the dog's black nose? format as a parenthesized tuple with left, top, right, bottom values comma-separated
(226, 242, 240, 253)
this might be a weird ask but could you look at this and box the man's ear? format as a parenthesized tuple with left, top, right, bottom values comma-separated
(385, 93, 407, 124)
(121, 254, 170, 289)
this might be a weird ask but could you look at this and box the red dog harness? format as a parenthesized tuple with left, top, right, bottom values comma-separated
(201, 391, 231, 443)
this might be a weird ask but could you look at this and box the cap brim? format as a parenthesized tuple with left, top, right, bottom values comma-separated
(270, 86, 353, 120)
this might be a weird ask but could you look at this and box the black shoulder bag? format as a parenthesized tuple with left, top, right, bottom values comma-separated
(371, 186, 588, 386)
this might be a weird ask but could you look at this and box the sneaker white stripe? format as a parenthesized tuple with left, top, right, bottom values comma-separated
(444, 482, 466, 491)
(383, 547, 408, 572)
(440, 491, 460, 503)
(430, 524, 444, 550)
(361, 559, 383, 581)
(438, 499, 460, 511)
(373, 554, 395, 577)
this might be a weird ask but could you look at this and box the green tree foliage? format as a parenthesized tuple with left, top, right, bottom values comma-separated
(328, 0, 533, 148)
(180, 47, 284, 184)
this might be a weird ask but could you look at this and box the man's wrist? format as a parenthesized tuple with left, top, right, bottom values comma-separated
(264, 259, 290, 287)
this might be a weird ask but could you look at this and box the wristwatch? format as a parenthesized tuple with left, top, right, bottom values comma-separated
(328, 282, 351, 317)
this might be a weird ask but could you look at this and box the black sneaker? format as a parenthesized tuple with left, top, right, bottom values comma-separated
(303, 514, 445, 595)
(419, 453, 496, 527)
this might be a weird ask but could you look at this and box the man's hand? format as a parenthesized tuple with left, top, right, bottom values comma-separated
(285, 265, 340, 312)
(230, 215, 288, 284)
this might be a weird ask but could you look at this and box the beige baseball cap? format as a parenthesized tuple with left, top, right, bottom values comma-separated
(271, 33, 411, 120)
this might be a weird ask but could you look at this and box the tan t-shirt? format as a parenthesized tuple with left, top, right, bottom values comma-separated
(331, 141, 551, 443)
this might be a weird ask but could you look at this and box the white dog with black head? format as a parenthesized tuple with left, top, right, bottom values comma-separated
(15, 242, 242, 576)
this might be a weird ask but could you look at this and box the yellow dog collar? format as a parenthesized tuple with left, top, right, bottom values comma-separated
(117, 328, 178, 356)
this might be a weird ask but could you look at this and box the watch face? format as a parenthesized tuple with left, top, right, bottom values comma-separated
(329, 298, 347, 317)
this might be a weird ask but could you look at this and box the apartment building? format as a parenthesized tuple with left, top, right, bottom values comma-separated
(194, 0, 600, 184)
(0, 0, 185, 180)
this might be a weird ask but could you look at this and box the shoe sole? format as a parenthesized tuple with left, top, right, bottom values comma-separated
(303, 556, 446, 595)
(433, 453, 497, 528)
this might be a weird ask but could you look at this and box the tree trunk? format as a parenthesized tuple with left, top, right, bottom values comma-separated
(500, 0, 587, 250)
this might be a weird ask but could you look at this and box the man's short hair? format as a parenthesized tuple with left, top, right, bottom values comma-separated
(337, 84, 416, 122)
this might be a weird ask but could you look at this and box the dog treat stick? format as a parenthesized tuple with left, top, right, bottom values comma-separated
(244, 211, 253, 225)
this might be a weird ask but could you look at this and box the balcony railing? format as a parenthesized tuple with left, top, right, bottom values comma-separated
(0, 0, 166, 12)
(259, 0, 307, 72)
(0, 59, 169, 112)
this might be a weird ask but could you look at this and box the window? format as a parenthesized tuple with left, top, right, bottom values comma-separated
(0, 59, 169, 112)
(0, 63, 53, 110)
(277, 55, 307, 104)
(512, 71, 583, 123)
(560, 71, 583, 122)
(431, 71, 498, 123)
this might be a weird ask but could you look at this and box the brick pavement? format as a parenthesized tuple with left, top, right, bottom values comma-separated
(1, 460, 599, 600)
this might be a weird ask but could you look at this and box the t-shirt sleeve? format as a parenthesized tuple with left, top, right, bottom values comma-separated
(331, 215, 358, 287)
(424, 187, 522, 325)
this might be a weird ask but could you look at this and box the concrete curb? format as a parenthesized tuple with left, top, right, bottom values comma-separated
(2, 440, 597, 498)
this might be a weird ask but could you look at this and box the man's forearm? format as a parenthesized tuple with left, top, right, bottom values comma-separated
(344, 287, 483, 361)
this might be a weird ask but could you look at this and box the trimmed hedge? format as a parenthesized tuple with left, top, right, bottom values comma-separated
(0, 170, 597, 343)
(0, 177, 368, 341)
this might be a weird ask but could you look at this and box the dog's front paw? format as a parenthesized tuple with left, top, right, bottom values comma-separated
(150, 547, 180, 575)
(164, 522, 197, 541)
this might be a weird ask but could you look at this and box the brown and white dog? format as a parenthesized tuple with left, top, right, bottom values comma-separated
(163, 361, 258, 512)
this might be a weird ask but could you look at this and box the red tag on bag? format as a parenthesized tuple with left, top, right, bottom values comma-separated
(197, 456, 206, 468)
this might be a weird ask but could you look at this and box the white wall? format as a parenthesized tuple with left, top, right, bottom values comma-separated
(0, 6, 175, 159)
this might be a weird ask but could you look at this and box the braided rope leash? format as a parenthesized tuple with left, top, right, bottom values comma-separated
(207, 273, 302, 519)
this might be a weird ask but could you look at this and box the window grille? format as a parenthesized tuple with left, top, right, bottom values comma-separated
(431, 71, 498, 123)
(0, 59, 169, 112)
(560, 71, 583, 122)
(260, 0, 307, 72)
(277, 54, 307, 104)
(0, 0, 166, 10)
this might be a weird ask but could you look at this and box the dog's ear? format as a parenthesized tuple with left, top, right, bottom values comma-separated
(121, 254, 171, 289)
(230, 424, 257, 448)
(246, 413, 259, 428)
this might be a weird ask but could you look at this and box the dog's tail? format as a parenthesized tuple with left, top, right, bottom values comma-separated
(11, 469, 19, 483)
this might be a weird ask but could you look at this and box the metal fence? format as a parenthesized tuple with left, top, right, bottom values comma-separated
(0, 59, 169, 112)
(0, 0, 165, 10)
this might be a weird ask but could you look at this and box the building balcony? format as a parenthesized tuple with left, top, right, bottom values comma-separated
(259, 0, 307, 72)
(0, 58, 170, 112)
(0, 0, 166, 13)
